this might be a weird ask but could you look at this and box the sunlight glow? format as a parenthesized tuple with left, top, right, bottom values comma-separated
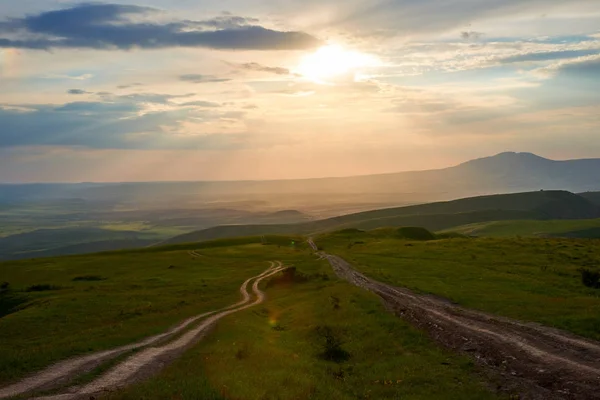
(294, 44, 380, 83)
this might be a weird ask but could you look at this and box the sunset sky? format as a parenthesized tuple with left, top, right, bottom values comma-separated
(1, 0, 599, 182)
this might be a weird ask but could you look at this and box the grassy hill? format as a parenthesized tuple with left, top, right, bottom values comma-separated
(162, 190, 600, 245)
(315, 230, 600, 341)
(3, 232, 600, 398)
(0, 228, 160, 261)
(441, 219, 600, 238)
(0, 236, 501, 400)
(581, 191, 600, 206)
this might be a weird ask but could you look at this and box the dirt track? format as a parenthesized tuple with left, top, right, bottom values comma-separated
(309, 239, 600, 400)
(0, 261, 285, 400)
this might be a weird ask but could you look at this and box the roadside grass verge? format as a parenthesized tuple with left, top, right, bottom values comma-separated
(107, 256, 503, 400)
(0, 237, 304, 385)
(317, 232, 600, 340)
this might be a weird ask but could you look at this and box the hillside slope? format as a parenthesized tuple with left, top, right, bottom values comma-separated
(580, 192, 600, 206)
(442, 219, 600, 238)
(162, 190, 600, 245)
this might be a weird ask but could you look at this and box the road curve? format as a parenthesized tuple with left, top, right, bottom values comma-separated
(0, 261, 284, 400)
(309, 239, 600, 400)
(31, 262, 287, 400)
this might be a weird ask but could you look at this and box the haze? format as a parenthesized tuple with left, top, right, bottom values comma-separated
(1, 0, 599, 182)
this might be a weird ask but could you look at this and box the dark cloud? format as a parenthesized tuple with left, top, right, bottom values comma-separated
(238, 62, 291, 75)
(67, 89, 90, 95)
(0, 98, 248, 150)
(500, 49, 600, 64)
(461, 31, 483, 40)
(179, 74, 231, 83)
(0, 3, 320, 51)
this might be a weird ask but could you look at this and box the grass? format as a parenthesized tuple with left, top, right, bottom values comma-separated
(317, 231, 600, 340)
(441, 218, 600, 238)
(107, 255, 502, 400)
(0, 235, 505, 399)
(0, 236, 301, 385)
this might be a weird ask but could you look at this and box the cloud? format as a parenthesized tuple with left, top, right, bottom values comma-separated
(67, 89, 91, 95)
(236, 62, 291, 75)
(0, 3, 320, 51)
(531, 54, 600, 79)
(117, 83, 144, 89)
(319, 0, 595, 37)
(0, 91, 256, 150)
(461, 31, 484, 40)
(181, 100, 222, 108)
(500, 49, 600, 63)
(179, 74, 231, 83)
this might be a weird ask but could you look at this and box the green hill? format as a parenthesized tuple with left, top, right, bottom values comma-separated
(442, 219, 600, 238)
(0, 235, 502, 400)
(162, 190, 600, 245)
(0, 228, 158, 261)
(580, 192, 600, 206)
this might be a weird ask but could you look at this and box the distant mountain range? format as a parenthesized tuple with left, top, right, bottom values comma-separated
(161, 190, 600, 246)
(1, 152, 599, 204)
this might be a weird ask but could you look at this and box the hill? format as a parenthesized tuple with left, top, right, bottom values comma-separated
(580, 192, 600, 206)
(2, 233, 600, 399)
(0, 228, 158, 261)
(162, 190, 600, 245)
(0, 235, 503, 400)
(442, 219, 600, 238)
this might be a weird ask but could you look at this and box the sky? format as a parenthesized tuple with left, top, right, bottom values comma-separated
(0, 0, 599, 182)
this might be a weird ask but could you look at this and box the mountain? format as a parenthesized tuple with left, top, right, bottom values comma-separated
(2, 153, 600, 205)
(161, 190, 600, 245)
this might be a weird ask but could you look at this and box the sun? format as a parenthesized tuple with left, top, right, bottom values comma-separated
(294, 44, 379, 83)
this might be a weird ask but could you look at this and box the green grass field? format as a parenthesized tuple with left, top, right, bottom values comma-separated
(106, 249, 500, 400)
(0, 236, 503, 399)
(317, 230, 600, 340)
(441, 218, 600, 238)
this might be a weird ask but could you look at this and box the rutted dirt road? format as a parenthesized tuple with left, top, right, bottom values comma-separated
(309, 239, 600, 400)
(0, 261, 286, 400)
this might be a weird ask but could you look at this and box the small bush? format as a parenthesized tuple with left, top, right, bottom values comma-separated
(72, 275, 106, 282)
(25, 284, 62, 292)
(579, 268, 600, 289)
(0, 282, 9, 291)
(235, 344, 250, 360)
(396, 227, 436, 241)
(315, 325, 350, 363)
(330, 295, 341, 310)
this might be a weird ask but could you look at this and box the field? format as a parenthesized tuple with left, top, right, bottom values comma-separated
(0, 236, 502, 399)
(317, 230, 600, 340)
(442, 218, 600, 238)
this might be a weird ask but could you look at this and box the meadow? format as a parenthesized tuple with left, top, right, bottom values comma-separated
(0, 236, 503, 399)
(442, 218, 600, 238)
(317, 230, 600, 340)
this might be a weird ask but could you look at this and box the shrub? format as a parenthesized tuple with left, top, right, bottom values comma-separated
(72, 275, 105, 282)
(396, 227, 436, 241)
(579, 268, 600, 289)
(25, 284, 62, 292)
(315, 325, 350, 363)
(0, 282, 9, 291)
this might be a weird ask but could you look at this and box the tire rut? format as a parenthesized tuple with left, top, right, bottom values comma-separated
(0, 261, 285, 400)
(309, 239, 600, 400)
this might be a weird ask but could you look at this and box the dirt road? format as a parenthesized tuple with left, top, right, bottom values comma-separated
(309, 239, 600, 400)
(1, 261, 286, 400)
